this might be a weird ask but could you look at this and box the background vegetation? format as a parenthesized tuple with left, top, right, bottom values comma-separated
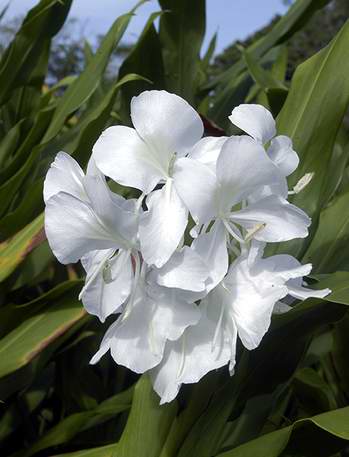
(0, 0, 349, 456)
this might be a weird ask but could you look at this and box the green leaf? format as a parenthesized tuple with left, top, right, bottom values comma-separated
(0, 283, 86, 379)
(311, 272, 349, 305)
(0, 105, 55, 219)
(293, 367, 338, 415)
(19, 387, 134, 457)
(179, 296, 346, 457)
(201, 32, 217, 70)
(61, 73, 147, 167)
(0, 0, 72, 105)
(42, 4, 143, 142)
(269, 20, 349, 258)
(208, 0, 330, 126)
(159, 0, 206, 103)
(54, 444, 117, 457)
(117, 375, 177, 457)
(303, 190, 349, 273)
(118, 12, 164, 123)
(242, 47, 287, 91)
(0, 179, 44, 239)
(0, 213, 44, 282)
(215, 407, 349, 457)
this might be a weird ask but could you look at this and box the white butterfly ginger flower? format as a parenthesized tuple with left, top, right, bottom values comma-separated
(150, 241, 331, 404)
(44, 152, 138, 322)
(92, 90, 205, 268)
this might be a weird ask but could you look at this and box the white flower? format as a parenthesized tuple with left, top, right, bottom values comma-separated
(176, 135, 310, 244)
(43, 94, 331, 406)
(90, 247, 209, 373)
(44, 152, 139, 322)
(229, 104, 299, 177)
(150, 241, 331, 404)
(92, 90, 204, 268)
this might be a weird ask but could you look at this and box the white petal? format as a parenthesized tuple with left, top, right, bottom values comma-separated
(43, 151, 85, 203)
(230, 195, 311, 242)
(149, 284, 201, 342)
(91, 280, 200, 374)
(104, 293, 163, 373)
(45, 193, 124, 264)
(139, 180, 188, 268)
(216, 136, 287, 210)
(229, 104, 276, 144)
(80, 249, 133, 322)
(90, 319, 118, 365)
(267, 135, 299, 176)
(188, 136, 227, 172)
(260, 254, 312, 283)
(287, 284, 331, 301)
(93, 125, 165, 193)
(173, 157, 218, 224)
(150, 301, 232, 404)
(225, 257, 287, 350)
(83, 174, 138, 246)
(154, 246, 209, 292)
(131, 90, 203, 158)
(192, 220, 228, 292)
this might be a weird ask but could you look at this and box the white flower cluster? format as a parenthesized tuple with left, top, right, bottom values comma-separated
(44, 91, 330, 404)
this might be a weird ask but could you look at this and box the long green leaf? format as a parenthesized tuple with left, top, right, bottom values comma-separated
(303, 191, 349, 273)
(0, 213, 44, 282)
(216, 407, 349, 457)
(0, 0, 72, 105)
(54, 444, 117, 457)
(208, 0, 330, 126)
(19, 388, 134, 457)
(118, 12, 164, 123)
(0, 287, 86, 379)
(117, 375, 177, 457)
(269, 20, 349, 258)
(43, 3, 144, 142)
(159, 0, 205, 103)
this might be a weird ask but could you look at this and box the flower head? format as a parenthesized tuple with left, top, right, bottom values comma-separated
(43, 92, 331, 405)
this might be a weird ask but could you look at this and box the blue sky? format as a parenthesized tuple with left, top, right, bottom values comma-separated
(3, 0, 289, 53)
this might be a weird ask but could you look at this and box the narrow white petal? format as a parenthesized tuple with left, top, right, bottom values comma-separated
(45, 193, 125, 264)
(43, 151, 85, 203)
(131, 90, 203, 159)
(267, 135, 299, 176)
(229, 104, 276, 144)
(216, 136, 286, 210)
(140, 180, 188, 268)
(90, 319, 118, 365)
(287, 284, 331, 301)
(93, 125, 165, 193)
(80, 249, 133, 322)
(173, 156, 218, 224)
(230, 195, 311, 242)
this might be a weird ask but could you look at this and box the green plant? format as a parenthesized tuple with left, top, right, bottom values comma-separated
(0, 0, 349, 456)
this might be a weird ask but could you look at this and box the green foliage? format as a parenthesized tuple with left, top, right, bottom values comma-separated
(0, 0, 349, 456)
